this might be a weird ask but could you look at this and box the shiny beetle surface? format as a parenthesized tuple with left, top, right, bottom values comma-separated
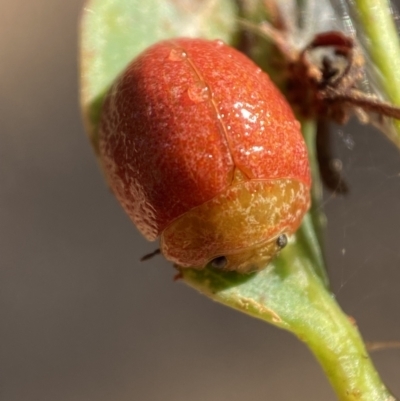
(99, 38, 311, 273)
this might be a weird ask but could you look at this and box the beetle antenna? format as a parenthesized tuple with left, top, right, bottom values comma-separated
(140, 248, 161, 262)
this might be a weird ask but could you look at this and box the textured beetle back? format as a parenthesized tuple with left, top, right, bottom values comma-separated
(99, 38, 311, 241)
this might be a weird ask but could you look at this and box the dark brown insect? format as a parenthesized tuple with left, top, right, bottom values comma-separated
(287, 31, 400, 123)
(240, 12, 400, 194)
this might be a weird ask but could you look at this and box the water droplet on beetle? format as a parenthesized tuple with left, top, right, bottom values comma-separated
(251, 145, 264, 152)
(187, 81, 211, 103)
(168, 48, 187, 61)
(213, 39, 225, 47)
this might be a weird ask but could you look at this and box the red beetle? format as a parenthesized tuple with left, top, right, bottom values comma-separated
(99, 38, 311, 273)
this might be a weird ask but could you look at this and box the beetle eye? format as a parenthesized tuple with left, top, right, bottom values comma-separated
(210, 256, 228, 269)
(276, 234, 288, 249)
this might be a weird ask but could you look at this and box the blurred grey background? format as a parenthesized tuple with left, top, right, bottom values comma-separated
(1, 1, 400, 400)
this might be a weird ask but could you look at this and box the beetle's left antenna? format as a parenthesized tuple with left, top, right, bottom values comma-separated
(140, 248, 161, 262)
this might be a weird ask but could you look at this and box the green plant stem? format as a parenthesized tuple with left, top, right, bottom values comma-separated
(354, 0, 400, 145)
(274, 249, 394, 401)
(355, 0, 400, 103)
(182, 242, 395, 401)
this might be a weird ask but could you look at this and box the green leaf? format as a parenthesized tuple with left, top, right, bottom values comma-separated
(80, 0, 395, 399)
(80, 0, 238, 152)
(182, 253, 394, 401)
